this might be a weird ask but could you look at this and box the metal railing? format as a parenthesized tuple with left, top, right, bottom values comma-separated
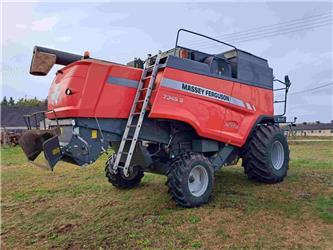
(273, 76, 291, 117)
(23, 110, 59, 130)
(174, 28, 238, 55)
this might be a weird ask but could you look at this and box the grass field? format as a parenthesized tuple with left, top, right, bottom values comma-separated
(1, 141, 333, 249)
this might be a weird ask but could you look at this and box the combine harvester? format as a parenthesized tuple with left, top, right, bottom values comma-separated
(20, 29, 291, 207)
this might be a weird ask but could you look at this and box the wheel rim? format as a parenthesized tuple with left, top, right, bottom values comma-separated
(120, 165, 139, 180)
(188, 165, 209, 197)
(271, 140, 285, 170)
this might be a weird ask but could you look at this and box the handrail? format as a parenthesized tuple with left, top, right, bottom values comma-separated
(273, 78, 291, 117)
(23, 110, 59, 131)
(174, 28, 238, 56)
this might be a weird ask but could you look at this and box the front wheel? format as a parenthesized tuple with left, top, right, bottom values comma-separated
(105, 154, 144, 189)
(167, 153, 214, 208)
(242, 124, 290, 183)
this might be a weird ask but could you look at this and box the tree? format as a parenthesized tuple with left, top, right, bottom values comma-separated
(1, 96, 8, 106)
(15, 97, 46, 106)
(8, 97, 15, 106)
(16, 97, 26, 106)
(1, 96, 46, 107)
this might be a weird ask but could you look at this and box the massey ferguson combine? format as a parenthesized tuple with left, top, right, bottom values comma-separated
(20, 29, 291, 207)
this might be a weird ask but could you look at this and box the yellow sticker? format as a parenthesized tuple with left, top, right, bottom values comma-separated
(60, 127, 64, 134)
(52, 147, 60, 155)
(91, 130, 98, 139)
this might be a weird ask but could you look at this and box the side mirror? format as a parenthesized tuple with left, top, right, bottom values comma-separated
(30, 49, 56, 76)
(284, 75, 291, 87)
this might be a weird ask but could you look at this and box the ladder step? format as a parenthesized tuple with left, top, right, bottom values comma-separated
(143, 76, 151, 80)
(140, 87, 152, 91)
(135, 99, 145, 103)
(123, 137, 137, 141)
(127, 124, 141, 128)
(132, 112, 143, 115)
(146, 65, 154, 69)
(118, 151, 132, 155)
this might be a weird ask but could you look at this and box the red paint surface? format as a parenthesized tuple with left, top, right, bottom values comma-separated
(47, 59, 273, 147)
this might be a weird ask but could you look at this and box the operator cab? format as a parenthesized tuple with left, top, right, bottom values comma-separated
(155, 46, 273, 90)
(160, 47, 233, 78)
(135, 29, 274, 90)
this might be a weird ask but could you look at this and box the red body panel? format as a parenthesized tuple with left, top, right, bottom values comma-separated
(47, 59, 273, 147)
(48, 60, 141, 118)
(149, 68, 273, 147)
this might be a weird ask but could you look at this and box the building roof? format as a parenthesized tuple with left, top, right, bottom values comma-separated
(293, 122, 333, 131)
(1, 105, 47, 128)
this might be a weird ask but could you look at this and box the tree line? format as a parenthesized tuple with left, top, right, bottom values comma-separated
(1, 96, 47, 107)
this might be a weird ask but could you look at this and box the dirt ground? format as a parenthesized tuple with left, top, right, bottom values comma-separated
(1, 141, 333, 249)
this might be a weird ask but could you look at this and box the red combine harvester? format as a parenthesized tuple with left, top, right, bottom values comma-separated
(20, 29, 291, 207)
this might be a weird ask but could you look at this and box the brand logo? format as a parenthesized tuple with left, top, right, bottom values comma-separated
(225, 121, 239, 129)
(161, 78, 255, 111)
(50, 84, 61, 105)
(181, 83, 230, 102)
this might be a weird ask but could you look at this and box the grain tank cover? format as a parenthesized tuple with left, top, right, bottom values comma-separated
(223, 49, 273, 90)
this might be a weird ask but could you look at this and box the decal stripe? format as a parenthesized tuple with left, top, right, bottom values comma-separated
(230, 97, 245, 108)
(161, 78, 252, 110)
(107, 76, 139, 88)
(245, 102, 252, 110)
(106, 76, 254, 111)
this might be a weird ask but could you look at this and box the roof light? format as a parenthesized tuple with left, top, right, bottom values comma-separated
(179, 48, 189, 59)
(83, 51, 90, 59)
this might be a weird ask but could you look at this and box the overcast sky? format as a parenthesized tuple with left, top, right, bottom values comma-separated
(1, 1, 332, 122)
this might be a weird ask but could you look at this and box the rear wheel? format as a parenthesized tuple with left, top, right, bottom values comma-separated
(105, 154, 144, 189)
(242, 124, 289, 183)
(167, 152, 214, 208)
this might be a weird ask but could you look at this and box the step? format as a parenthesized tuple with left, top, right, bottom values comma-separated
(122, 137, 137, 141)
(118, 151, 132, 156)
(146, 65, 154, 69)
(127, 124, 138, 128)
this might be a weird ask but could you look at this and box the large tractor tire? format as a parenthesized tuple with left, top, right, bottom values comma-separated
(105, 154, 144, 189)
(167, 152, 214, 208)
(242, 124, 289, 183)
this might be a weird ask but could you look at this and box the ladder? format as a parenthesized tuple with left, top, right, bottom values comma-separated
(113, 52, 161, 177)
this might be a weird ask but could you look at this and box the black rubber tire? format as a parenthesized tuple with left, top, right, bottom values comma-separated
(105, 154, 144, 189)
(167, 152, 214, 208)
(242, 124, 290, 183)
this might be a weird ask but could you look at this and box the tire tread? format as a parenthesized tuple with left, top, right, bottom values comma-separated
(242, 124, 289, 183)
(105, 155, 144, 189)
(167, 152, 213, 208)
